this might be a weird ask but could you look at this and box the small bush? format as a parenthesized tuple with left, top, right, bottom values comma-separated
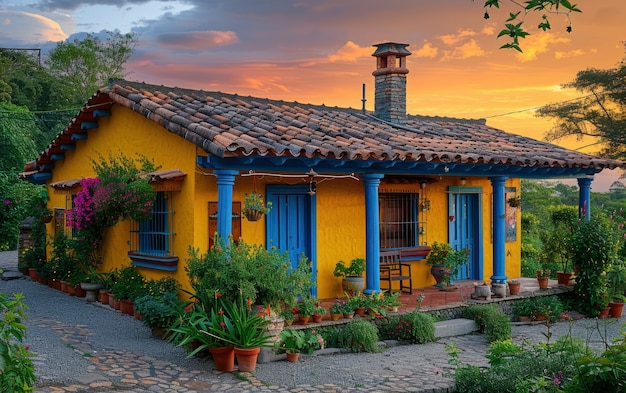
(513, 296, 564, 322)
(338, 319, 380, 353)
(377, 311, 436, 344)
(463, 304, 511, 343)
(134, 291, 183, 329)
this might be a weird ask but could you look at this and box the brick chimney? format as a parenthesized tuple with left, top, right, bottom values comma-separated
(372, 42, 411, 124)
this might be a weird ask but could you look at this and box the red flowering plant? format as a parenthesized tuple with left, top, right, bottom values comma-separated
(66, 153, 157, 266)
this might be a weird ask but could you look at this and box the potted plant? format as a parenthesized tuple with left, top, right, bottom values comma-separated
(276, 329, 324, 362)
(507, 195, 521, 208)
(312, 302, 327, 323)
(295, 298, 316, 325)
(383, 291, 402, 312)
(508, 279, 522, 296)
(204, 293, 272, 372)
(606, 262, 626, 318)
(111, 265, 146, 314)
(425, 242, 469, 288)
(280, 309, 295, 326)
(536, 269, 551, 289)
(541, 206, 577, 285)
(134, 291, 183, 338)
(329, 301, 344, 321)
(333, 258, 366, 295)
(243, 191, 272, 221)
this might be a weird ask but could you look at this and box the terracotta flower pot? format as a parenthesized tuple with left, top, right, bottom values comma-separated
(508, 282, 521, 296)
(297, 316, 310, 325)
(312, 313, 323, 323)
(234, 347, 260, 372)
(99, 289, 109, 304)
(119, 299, 134, 315)
(609, 302, 624, 318)
(537, 277, 549, 289)
(209, 345, 235, 372)
(599, 306, 611, 319)
(557, 272, 573, 285)
(286, 350, 300, 363)
(330, 313, 343, 321)
(354, 307, 366, 317)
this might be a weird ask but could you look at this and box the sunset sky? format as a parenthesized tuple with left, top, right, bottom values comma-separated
(1, 0, 625, 190)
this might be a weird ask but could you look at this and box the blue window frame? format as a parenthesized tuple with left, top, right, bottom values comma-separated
(129, 192, 178, 270)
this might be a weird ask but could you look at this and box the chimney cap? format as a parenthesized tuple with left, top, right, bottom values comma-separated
(372, 42, 411, 57)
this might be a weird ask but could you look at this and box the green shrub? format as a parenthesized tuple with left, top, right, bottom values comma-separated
(377, 311, 435, 344)
(338, 320, 380, 353)
(447, 334, 590, 392)
(463, 304, 511, 343)
(185, 239, 313, 309)
(512, 296, 565, 322)
(134, 291, 183, 329)
(0, 292, 36, 392)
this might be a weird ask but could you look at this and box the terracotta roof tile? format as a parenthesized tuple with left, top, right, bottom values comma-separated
(28, 79, 626, 177)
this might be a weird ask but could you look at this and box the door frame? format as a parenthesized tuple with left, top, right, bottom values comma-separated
(266, 184, 317, 297)
(448, 186, 483, 281)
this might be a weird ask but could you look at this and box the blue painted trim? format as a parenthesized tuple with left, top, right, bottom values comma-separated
(362, 173, 384, 295)
(93, 109, 111, 118)
(50, 153, 65, 161)
(197, 155, 602, 178)
(490, 177, 507, 283)
(40, 163, 55, 170)
(71, 133, 88, 140)
(60, 144, 76, 151)
(26, 172, 52, 184)
(214, 169, 239, 245)
(81, 122, 98, 130)
(577, 177, 593, 220)
(128, 252, 179, 271)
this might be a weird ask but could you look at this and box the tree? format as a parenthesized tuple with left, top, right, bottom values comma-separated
(480, 0, 582, 52)
(0, 102, 38, 172)
(537, 45, 626, 160)
(45, 31, 137, 106)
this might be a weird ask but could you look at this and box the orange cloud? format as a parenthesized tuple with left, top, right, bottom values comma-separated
(514, 33, 570, 62)
(438, 29, 479, 46)
(554, 49, 586, 59)
(328, 41, 371, 62)
(413, 41, 438, 58)
(156, 30, 238, 51)
(440, 39, 487, 61)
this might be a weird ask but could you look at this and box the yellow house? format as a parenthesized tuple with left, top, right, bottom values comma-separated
(23, 42, 624, 299)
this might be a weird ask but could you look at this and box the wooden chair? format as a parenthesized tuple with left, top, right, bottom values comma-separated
(379, 250, 412, 293)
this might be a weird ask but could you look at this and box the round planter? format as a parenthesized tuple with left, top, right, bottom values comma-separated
(99, 289, 109, 304)
(354, 307, 366, 317)
(492, 283, 507, 298)
(343, 312, 354, 319)
(599, 307, 611, 319)
(243, 209, 263, 221)
(609, 302, 624, 318)
(209, 345, 235, 372)
(113, 299, 121, 311)
(312, 313, 323, 323)
(28, 268, 37, 280)
(508, 282, 521, 296)
(537, 277, 549, 289)
(285, 350, 300, 363)
(108, 292, 115, 308)
(430, 264, 447, 285)
(67, 284, 76, 296)
(557, 272, 573, 285)
(74, 284, 86, 298)
(80, 283, 103, 302)
(40, 215, 53, 223)
(330, 313, 343, 321)
(297, 316, 310, 325)
(342, 276, 365, 295)
(234, 347, 260, 372)
(284, 319, 294, 326)
(60, 280, 69, 293)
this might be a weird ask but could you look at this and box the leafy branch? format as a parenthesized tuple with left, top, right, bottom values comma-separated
(481, 0, 582, 52)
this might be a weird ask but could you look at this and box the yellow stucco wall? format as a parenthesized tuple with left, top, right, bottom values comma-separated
(45, 103, 522, 300)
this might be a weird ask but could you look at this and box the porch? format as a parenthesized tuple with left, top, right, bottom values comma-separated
(319, 277, 569, 317)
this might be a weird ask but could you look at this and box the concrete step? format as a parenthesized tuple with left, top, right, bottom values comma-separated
(434, 318, 478, 338)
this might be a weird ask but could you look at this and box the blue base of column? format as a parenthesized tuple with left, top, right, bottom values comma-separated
(363, 289, 381, 296)
(490, 275, 508, 284)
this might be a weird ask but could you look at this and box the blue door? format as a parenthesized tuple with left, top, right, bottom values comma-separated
(449, 192, 481, 281)
(266, 185, 316, 295)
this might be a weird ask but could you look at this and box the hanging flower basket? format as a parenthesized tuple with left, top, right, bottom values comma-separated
(243, 208, 264, 222)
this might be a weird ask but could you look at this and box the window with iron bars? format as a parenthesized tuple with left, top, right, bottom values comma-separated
(129, 191, 175, 256)
(379, 192, 420, 249)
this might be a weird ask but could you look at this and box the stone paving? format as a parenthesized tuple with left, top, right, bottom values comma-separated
(2, 250, 625, 393)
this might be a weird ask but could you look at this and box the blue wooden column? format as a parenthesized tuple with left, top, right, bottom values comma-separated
(214, 169, 239, 245)
(577, 177, 593, 221)
(490, 176, 508, 284)
(362, 173, 384, 295)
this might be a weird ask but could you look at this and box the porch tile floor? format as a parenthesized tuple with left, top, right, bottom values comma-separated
(319, 277, 564, 316)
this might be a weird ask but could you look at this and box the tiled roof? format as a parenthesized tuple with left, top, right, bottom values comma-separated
(30, 79, 626, 177)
